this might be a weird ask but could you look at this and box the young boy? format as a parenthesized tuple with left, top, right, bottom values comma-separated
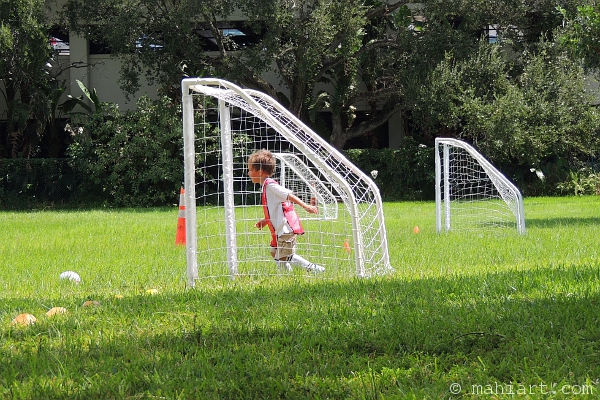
(248, 149, 325, 273)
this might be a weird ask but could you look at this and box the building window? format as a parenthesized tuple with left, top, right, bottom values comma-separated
(135, 34, 164, 51)
(49, 27, 69, 55)
(85, 22, 263, 55)
(89, 37, 112, 55)
(482, 25, 499, 43)
(195, 22, 264, 52)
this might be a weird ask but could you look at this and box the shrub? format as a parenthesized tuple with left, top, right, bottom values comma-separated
(411, 42, 600, 195)
(68, 96, 183, 207)
(345, 139, 435, 201)
(556, 167, 600, 196)
(0, 158, 75, 209)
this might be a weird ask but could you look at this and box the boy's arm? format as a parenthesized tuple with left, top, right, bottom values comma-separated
(288, 193, 318, 214)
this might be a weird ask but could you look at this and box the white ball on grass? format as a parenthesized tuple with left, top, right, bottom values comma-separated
(59, 270, 81, 283)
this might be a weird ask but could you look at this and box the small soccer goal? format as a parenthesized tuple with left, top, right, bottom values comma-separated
(181, 78, 393, 283)
(435, 138, 526, 234)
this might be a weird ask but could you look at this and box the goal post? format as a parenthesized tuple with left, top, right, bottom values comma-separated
(181, 77, 393, 283)
(435, 137, 526, 235)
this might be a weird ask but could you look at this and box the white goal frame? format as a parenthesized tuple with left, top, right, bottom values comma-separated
(182, 78, 393, 283)
(272, 153, 338, 220)
(435, 138, 526, 235)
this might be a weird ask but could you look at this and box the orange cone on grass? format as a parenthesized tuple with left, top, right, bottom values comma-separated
(176, 187, 186, 246)
(343, 239, 352, 254)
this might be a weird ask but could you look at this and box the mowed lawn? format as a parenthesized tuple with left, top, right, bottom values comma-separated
(1, 196, 599, 399)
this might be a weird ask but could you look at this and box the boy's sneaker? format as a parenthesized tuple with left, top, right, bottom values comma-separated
(306, 263, 325, 273)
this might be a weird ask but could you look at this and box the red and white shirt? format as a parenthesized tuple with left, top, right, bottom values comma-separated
(262, 178, 293, 236)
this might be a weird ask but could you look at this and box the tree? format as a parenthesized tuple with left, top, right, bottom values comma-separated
(61, 0, 419, 149)
(0, 0, 52, 158)
(557, 4, 600, 73)
(60, 0, 239, 100)
(256, 0, 416, 149)
(412, 39, 600, 190)
(57, 1, 431, 149)
(60, 0, 600, 151)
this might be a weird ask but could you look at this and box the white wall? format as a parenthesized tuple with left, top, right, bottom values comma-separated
(53, 33, 158, 112)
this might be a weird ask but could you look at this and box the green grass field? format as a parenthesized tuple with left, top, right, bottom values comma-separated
(1, 196, 599, 399)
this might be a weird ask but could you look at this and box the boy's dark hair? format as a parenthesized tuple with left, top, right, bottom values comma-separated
(248, 149, 276, 176)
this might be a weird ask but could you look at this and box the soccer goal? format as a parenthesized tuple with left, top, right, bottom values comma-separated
(435, 138, 526, 234)
(181, 77, 393, 283)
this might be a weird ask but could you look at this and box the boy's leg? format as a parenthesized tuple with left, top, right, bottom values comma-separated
(270, 248, 292, 272)
(274, 233, 295, 272)
(289, 254, 325, 273)
(274, 233, 296, 261)
(275, 233, 325, 273)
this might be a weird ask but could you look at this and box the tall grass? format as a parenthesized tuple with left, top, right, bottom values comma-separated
(1, 196, 599, 399)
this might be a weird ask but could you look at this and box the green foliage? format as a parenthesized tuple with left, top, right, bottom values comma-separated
(556, 167, 600, 196)
(68, 96, 183, 207)
(59, 0, 430, 149)
(0, 0, 54, 158)
(0, 22, 12, 50)
(345, 139, 435, 201)
(412, 42, 510, 138)
(0, 158, 75, 209)
(59, 0, 228, 99)
(471, 48, 600, 170)
(558, 4, 600, 73)
(412, 41, 600, 195)
(60, 79, 105, 117)
(0, 0, 50, 91)
(57, 0, 600, 153)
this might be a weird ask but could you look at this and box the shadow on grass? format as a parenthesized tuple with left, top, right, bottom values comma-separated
(2, 265, 600, 398)
(525, 216, 600, 228)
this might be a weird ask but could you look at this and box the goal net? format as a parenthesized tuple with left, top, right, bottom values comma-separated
(181, 78, 393, 283)
(435, 138, 526, 234)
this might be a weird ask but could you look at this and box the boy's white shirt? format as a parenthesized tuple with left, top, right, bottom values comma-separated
(263, 179, 293, 236)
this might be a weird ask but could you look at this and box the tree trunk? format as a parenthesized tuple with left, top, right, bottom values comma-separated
(329, 111, 346, 151)
(329, 103, 403, 151)
(288, 83, 307, 118)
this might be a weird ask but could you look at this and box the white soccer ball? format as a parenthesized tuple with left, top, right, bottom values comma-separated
(59, 270, 81, 283)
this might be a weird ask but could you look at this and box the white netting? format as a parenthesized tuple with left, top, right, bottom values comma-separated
(272, 153, 338, 221)
(435, 138, 526, 234)
(182, 78, 393, 281)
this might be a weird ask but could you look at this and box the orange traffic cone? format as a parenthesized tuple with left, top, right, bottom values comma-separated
(175, 187, 186, 246)
(343, 238, 352, 254)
